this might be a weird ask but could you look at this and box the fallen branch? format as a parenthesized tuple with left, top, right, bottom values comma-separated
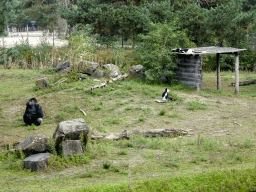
(91, 73, 129, 90)
(231, 79, 256, 86)
(91, 82, 107, 90)
(233, 122, 241, 126)
(107, 73, 129, 83)
(50, 78, 67, 86)
(214, 129, 229, 133)
(79, 109, 87, 116)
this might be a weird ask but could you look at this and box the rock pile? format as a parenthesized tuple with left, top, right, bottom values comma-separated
(53, 61, 144, 79)
(36, 60, 145, 89)
(13, 118, 91, 172)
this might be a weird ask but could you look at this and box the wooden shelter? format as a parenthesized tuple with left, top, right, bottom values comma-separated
(177, 46, 247, 94)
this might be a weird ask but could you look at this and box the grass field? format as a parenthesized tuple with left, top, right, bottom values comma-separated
(0, 68, 256, 191)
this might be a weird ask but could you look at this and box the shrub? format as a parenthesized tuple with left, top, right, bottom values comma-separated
(159, 109, 166, 116)
(137, 21, 195, 83)
(103, 160, 111, 169)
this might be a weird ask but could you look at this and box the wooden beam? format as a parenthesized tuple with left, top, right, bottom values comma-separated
(235, 52, 239, 94)
(217, 53, 221, 90)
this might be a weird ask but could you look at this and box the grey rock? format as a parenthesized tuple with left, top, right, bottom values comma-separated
(161, 76, 168, 83)
(23, 153, 53, 172)
(103, 64, 122, 78)
(129, 65, 145, 78)
(62, 140, 83, 157)
(15, 135, 51, 156)
(91, 69, 104, 78)
(55, 61, 71, 72)
(36, 78, 48, 89)
(78, 61, 99, 75)
(53, 118, 91, 147)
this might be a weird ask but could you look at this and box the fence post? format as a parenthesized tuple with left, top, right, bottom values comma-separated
(235, 52, 239, 94)
(217, 53, 221, 90)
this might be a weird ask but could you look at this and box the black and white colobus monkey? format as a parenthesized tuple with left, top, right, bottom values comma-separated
(23, 98, 43, 126)
(162, 88, 173, 101)
(172, 48, 194, 54)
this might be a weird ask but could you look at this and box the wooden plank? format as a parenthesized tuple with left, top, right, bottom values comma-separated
(175, 65, 202, 73)
(176, 80, 202, 88)
(217, 53, 220, 90)
(175, 76, 202, 83)
(175, 72, 202, 78)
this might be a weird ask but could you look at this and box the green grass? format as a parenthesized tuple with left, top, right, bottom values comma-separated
(0, 69, 256, 191)
(74, 168, 256, 192)
(187, 100, 207, 111)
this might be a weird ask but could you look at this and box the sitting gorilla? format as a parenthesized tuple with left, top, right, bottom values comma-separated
(23, 98, 43, 126)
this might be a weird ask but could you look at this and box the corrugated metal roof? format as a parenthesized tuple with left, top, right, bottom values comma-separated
(178, 46, 247, 55)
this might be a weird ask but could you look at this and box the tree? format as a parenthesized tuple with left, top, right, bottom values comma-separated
(112, 3, 151, 46)
(4, 0, 28, 28)
(177, 0, 256, 48)
(24, 0, 58, 31)
(176, 3, 208, 46)
(59, 5, 78, 28)
(147, 1, 174, 23)
(0, 1, 7, 36)
(75, 0, 172, 46)
(206, 0, 255, 48)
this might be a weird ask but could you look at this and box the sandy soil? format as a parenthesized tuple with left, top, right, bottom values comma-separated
(0, 31, 68, 48)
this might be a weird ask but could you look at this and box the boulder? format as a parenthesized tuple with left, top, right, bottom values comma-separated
(129, 65, 145, 78)
(62, 140, 83, 157)
(23, 152, 53, 172)
(36, 78, 48, 89)
(53, 118, 91, 149)
(55, 61, 72, 72)
(103, 64, 122, 78)
(92, 69, 104, 78)
(161, 76, 168, 83)
(78, 61, 99, 75)
(15, 135, 51, 156)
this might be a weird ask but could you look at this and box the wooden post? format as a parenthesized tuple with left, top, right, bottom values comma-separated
(235, 52, 239, 94)
(217, 53, 221, 90)
(27, 24, 29, 44)
(53, 30, 55, 47)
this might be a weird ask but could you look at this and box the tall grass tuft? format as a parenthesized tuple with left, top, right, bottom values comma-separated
(187, 100, 206, 111)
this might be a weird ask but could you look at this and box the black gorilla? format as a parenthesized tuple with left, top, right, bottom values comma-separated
(23, 98, 43, 126)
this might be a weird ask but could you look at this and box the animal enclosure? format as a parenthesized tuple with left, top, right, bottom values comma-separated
(174, 46, 247, 94)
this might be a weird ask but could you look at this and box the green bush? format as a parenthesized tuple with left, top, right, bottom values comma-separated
(137, 21, 195, 83)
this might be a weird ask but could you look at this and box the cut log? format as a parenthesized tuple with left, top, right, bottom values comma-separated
(231, 79, 256, 86)
(91, 82, 107, 90)
(91, 128, 191, 140)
